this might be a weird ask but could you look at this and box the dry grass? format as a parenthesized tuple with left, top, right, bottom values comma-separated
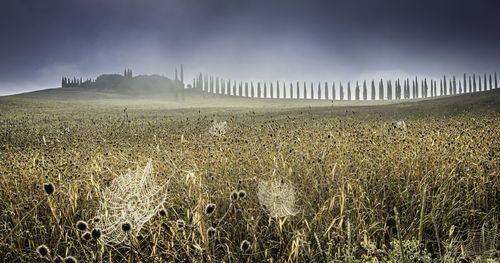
(0, 91, 498, 262)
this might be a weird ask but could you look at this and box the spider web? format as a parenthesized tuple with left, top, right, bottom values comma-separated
(95, 159, 167, 245)
(257, 180, 297, 218)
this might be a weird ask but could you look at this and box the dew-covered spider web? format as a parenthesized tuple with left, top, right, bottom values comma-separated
(95, 159, 167, 245)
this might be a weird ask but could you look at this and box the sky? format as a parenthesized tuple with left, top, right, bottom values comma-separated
(0, 0, 499, 95)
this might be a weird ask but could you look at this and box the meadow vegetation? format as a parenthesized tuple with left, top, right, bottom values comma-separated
(0, 90, 498, 262)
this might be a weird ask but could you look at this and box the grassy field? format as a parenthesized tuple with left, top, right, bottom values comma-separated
(0, 89, 499, 262)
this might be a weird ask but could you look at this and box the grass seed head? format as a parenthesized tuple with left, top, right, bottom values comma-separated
(43, 183, 55, 195)
(205, 203, 216, 215)
(91, 228, 101, 239)
(121, 221, 132, 232)
(240, 240, 251, 252)
(36, 245, 49, 257)
(75, 220, 88, 231)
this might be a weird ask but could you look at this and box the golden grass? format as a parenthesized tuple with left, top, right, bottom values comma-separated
(0, 92, 498, 262)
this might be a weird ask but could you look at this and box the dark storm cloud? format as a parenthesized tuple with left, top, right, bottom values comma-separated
(0, 0, 499, 94)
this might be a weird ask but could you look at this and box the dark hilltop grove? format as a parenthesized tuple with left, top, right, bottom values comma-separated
(0, 0, 499, 262)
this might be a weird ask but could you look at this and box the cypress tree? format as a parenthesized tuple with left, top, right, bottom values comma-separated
(251, 82, 255, 98)
(473, 74, 476, 92)
(440, 79, 443, 96)
(340, 82, 344, 100)
(467, 76, 471, 93)
(355, 81, 360, 100)
(324, 82, 329, 100)
(478, 75, 482, 91)
(489, 74, 493, 90)
(332, 82, 336, 100)
(495, 72, 498, 89)
(459, 81, 462, 94)
(270, 82, 274, 98)
(303, 82, 307, 99)
(387, 80, 392, 100)
(443, 76, 447, 95)
(257, 82, 261, 98)
(484, 73, 487, 90)
(371, 80, 376, 100)
(363, 80, 367, 100)
(277, 81, 280, 99)
(453, 76, 457, 94)
(264, 83, 267, 98)
(347, 82, 351, 100)
(318, 82, 322, 100)
(379, 80, 384, 100)
(463, 74, 467, 94)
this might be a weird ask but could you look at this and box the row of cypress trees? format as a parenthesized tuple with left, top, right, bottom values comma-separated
(190, 72, 498, 100)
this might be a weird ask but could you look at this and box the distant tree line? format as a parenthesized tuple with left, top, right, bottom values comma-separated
(191, 72, 498, 100)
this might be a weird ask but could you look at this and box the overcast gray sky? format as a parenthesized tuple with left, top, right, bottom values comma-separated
(0, 0, 499, 95)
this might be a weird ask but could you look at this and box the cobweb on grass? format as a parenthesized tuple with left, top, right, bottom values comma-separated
(208, 121, 227, 137)
(257, 180, 297, 218)
(463, 226, 499, 259)
(446, 225, 500, 260)
(95, 159, 166, 245)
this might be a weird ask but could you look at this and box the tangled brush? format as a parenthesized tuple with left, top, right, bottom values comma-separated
(95, 159, 167, 245)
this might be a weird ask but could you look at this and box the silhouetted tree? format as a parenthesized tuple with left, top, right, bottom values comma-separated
(489, 74, 493, 90)
(340, 82, 344, 100)
(355, 81, 360, 100)
(371, 80, 376, 100)
(257, 82, 261, 98)
(443, 76, 447, 95)
(303, 82, 307, 99)
(363, 80, 367, 100)
(324, 82, 329, 100)
(387, 80, 392, 100)
(495, 72, 498, 89)
(478, 75, 482, 91)
(459, 81, 462, 94)
(180, 64, 184, 84)
(317, 82, 322, 100)
(346, 82, 351, 100)
(473, 74, 477, 92)
(270, 82, 274, 98)
(263, 83, 267, 98)
(277, 81, 280, 99)
(452, 76, 457, 94)
(484, 73, 487, 90)
(251, 82, 254, 97)
(463, 74, 467, 94)
(332, 82, 336, 100)
(379, 80, 384, 100)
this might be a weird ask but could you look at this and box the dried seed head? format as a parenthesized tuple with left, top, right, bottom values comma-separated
(75, 220, 88, 231)
(43, 183, 55, 195)
(92, 217, 100, 223)
(37, 245, 49, 257)
(205, 203, 216, 215)
(63, 256, 77, 263)
(230, 191, 238, 201)
(91, 228, 101, 239)
(158, 209, 167, 217)
(176, 219, 185, 229)
(238, 190, 247, 199)
(81, 231, 91, 241)
(207, 227, 216, 238)
(121, 221, 132, 232)
(240, 240, 251, 252)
